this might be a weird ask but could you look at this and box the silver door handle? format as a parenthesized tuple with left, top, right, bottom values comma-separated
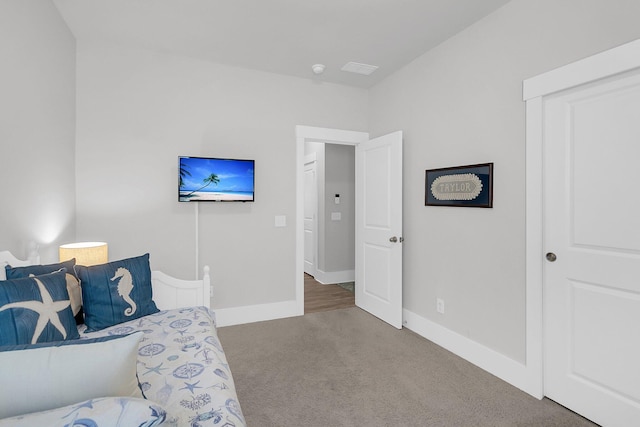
(546, 252, 557, 262)
(389, 236, 398, 243)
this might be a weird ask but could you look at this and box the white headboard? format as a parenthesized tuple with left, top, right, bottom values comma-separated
(0, 250, 31, 280)
(0, 251, 211, 309)
(152, 266, 211, 310)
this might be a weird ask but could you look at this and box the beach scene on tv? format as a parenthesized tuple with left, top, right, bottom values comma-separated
(179, 157, 255, 202)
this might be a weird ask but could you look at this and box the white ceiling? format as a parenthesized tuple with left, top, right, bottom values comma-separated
(53, 0, 511, 88)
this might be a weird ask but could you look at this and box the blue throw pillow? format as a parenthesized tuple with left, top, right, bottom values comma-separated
(76, 254, 159, 332)
(5, 259, 84, 325)
(5, 258, 78, 279)
(0, 270, 79, 346)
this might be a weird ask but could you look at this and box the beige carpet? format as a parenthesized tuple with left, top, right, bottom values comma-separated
(218, 307, 597, 427)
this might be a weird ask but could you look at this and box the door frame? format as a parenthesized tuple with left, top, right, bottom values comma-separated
(295, 126, 369, 315)
(523, 39, 640, 399)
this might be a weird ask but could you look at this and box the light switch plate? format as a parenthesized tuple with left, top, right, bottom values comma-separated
(275, 215, 287, 227)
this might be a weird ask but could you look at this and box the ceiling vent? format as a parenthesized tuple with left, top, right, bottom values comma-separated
(341, 62, 379, 76)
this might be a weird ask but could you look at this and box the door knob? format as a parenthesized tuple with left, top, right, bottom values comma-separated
(546, 252, 557, 262)
(389, 236, 398, 243)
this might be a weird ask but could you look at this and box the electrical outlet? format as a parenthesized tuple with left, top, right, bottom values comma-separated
(436, 298, 445, 314)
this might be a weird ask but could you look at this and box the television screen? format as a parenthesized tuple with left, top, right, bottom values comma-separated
(179, 156, 255, 202)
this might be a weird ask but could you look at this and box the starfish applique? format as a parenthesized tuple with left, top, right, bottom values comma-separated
(0, 277, 70, 344)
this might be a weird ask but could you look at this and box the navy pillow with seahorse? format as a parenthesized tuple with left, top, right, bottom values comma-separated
(76, 253, 159, 332)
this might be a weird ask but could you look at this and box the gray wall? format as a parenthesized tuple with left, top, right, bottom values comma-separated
(324, 144, 355, 273)
(0, 0, 76, 262)
(75, 42, 368, 309)
(368, 0, 640, 362)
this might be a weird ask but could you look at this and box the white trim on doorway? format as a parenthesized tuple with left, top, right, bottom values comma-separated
(295, 126, 369, 315)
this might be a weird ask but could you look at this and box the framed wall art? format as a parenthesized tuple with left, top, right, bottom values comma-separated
(425, 163, 493, 208)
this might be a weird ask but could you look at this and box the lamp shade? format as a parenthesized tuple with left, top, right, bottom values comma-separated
(59, 242, 108, 266)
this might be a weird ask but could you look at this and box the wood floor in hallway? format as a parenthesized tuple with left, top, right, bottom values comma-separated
(304, 274, 355, 314)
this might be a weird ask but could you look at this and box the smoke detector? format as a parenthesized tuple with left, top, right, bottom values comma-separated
(341, 61, 378, 76)
(312, 64, 325, 75)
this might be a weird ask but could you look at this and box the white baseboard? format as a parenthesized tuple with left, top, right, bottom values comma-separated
(403, 309, 539, 398)
(214, 300, 301, 327)
(313, 269, 354, 284)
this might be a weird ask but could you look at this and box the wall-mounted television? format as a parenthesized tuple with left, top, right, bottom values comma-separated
(179, 156, 255, 202)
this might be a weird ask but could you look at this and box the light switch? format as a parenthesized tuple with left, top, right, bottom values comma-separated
(335, 194, 340, 204)
(275, 215, 287, 227)
(331, 212, 341, 221)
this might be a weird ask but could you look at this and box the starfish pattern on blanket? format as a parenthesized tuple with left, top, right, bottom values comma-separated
(0, 277, 70, 344)
(180, 380, 203, 394)
(143, 362, 169, 376)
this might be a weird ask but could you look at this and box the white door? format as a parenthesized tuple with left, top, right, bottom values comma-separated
(304, 156, 317, 276)
(543, 70, 640, 427)
(355, 131, 403, 329)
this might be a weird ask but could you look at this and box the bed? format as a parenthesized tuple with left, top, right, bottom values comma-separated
(0, 250, 246, 427)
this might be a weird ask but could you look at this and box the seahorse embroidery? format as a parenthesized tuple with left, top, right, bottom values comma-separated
(111, 267, 137, 316)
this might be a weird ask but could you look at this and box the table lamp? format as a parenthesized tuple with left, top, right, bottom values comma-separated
(59, 242, 108, 266)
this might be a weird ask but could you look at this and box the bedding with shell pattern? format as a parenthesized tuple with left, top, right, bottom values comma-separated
(80, 306, 246, 427)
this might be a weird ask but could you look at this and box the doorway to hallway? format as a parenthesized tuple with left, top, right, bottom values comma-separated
(304, 274, 354, 314)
